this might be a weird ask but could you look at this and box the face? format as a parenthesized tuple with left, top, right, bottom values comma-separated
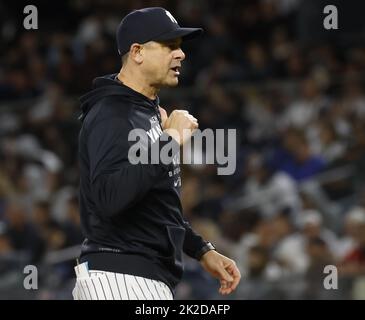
(140, 38, 185, 87)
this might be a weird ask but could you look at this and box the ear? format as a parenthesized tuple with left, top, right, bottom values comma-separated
(129, 43, 143, 64)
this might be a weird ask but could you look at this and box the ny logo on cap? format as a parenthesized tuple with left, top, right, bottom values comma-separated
(165, 10, 178, 24)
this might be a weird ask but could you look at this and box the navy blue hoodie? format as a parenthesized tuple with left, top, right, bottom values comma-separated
(77, 74, 208, 293)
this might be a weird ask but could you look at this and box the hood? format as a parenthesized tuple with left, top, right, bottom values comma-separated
(78, 73, 159, 121)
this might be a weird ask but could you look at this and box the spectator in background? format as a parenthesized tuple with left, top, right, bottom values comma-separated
(272, 212, 308, 276)
(273, 128, 326, 181)
(302, 237, 337, 299)
(338, 208, 365, 277)
(62, 196, 83, 247)
(345, 117, 365, 190)
(0, 223, 13, 259)
(233, 217, 278, 277)
(232, 152, 301, 221)
(244, 154, 301, 219)
(195, 54, 245, 87)
(280, 77, 328, 129)
(300, 209, 338, 256)
(336, 206, 365, 260)
(0, 222, 31, 299)
(243, 42, 273, 82)
(336, 207, 365, 299)
(273, 209, 338, 276)
(31, 200, 72, 251)
(234, 245, 285, 300)
(309, 121, 347, 166)
(4, 201, 45, 264)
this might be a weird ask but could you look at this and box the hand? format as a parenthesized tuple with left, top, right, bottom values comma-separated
(200, 250, 241, 296)
(159, 106, 168, 129)
(159, 107, 198, 145)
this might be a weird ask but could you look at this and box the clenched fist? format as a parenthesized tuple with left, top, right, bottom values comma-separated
(159, 107, 198, 145)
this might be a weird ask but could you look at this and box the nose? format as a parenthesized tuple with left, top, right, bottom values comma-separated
(175, 48, 185, 61)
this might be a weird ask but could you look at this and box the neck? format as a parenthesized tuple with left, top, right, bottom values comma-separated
(117, 67, 159, 100)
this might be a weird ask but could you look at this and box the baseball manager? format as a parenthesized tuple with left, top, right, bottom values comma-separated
(72, 7, 241, 300)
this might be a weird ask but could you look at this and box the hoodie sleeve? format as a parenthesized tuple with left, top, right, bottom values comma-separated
(87, 115, 178, 218)
(182, 220, 210, 260)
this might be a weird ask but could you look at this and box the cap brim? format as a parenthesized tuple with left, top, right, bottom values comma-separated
(154, 28, 203, 42)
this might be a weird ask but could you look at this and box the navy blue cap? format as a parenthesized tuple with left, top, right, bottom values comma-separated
(116, 7, 203, 56)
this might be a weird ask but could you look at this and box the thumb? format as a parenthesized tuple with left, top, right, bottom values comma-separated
(159, 106, 168, 129)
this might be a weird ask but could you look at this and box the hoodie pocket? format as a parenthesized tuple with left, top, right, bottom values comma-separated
(166, 225, 186, 271)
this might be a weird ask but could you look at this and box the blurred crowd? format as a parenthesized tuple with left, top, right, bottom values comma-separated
(1, 0, 365, 299)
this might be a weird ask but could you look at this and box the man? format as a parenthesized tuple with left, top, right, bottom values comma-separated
(73, 7, 240, 300)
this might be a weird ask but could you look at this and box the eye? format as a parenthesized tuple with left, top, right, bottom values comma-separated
(165, 43, 177, 50)
(162, 41, 182, 50)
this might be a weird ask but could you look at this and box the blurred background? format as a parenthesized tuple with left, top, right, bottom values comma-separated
(1, 0, 365, 300)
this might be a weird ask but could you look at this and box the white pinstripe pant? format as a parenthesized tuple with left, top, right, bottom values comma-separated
(72, 263, 173, 300)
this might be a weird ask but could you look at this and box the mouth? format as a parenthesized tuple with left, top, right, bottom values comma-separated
(170, 66, 181, 76)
